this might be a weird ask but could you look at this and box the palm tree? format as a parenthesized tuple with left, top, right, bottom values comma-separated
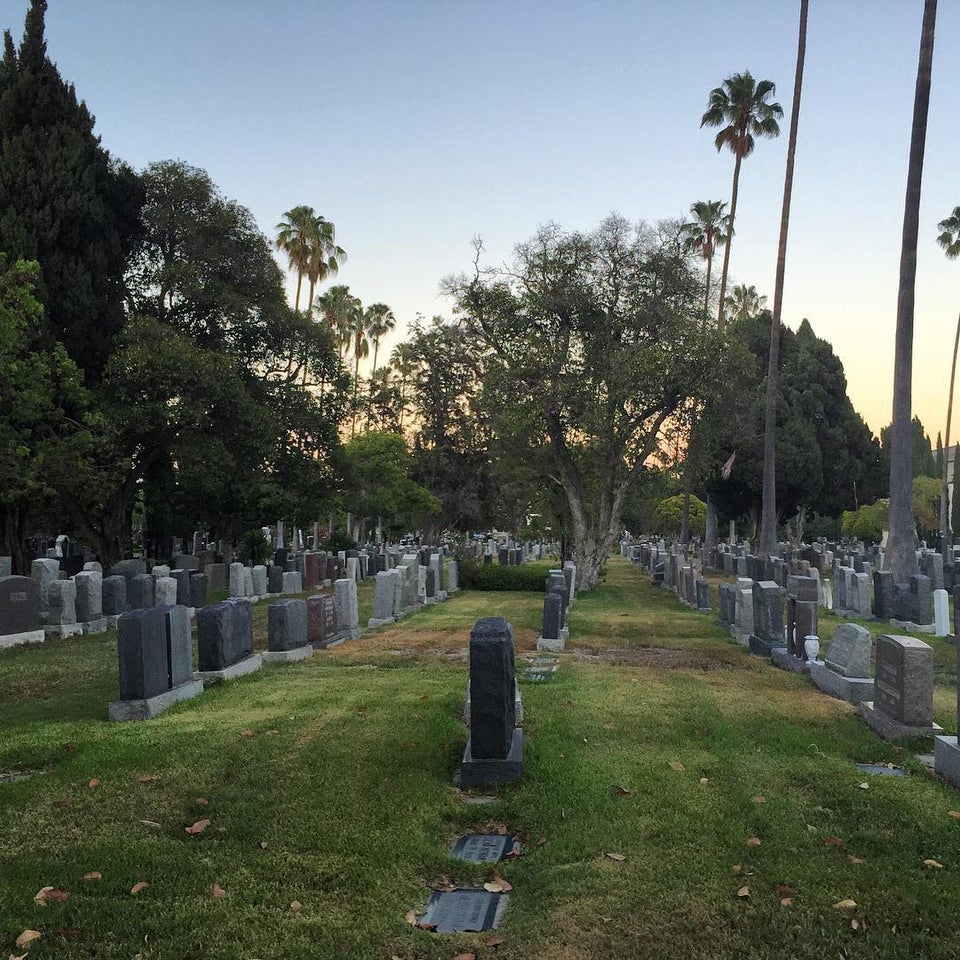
(390, 342, 416, 431)
(724, 284, 767, 321)
(887, 0, 938, 584)
(274, 205, 318, 313)
(364, 303, 397, 379)
(316, 284, 361, 360)
(758, 0, 808, 557)
(350, 311, 370, 436)
(305, 216, 346, 318)
(936, 205, 960, 545)
(701, 72, 783, 329)
(681, 200, 729, 327)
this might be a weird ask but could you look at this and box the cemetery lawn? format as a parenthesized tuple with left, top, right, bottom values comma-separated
(2, 563, 960, 958)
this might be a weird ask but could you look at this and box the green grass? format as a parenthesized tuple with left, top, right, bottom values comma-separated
(3, 561, 960, 958)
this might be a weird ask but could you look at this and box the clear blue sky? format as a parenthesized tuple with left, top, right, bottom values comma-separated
(4, 0, 959, 440)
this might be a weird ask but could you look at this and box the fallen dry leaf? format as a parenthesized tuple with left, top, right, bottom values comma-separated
(53, 928, 82, 941)
(614, 785, 633, 797)
(212, 883, 225, 899)
(485, 935, 507, 947)
(14, 931, 41, 949)
(196, 797, 208, 807)
(924, 859, 944, 869)
(948, 811, 960, 820)
(63, 742, 76, 752)
(87, 778, 100, 789)
(699, 777, 709, 784)
(419, 694, 430, 702)
(605, 852, 626, 862)
(781, 896, 793, 906)
(484, 871, 512, 893)
(753, 796, 766, 804)
(775, 885, 793, 896)
(847, 855, 866, 864)
(185, 818, 211, 835)
(55, 797, 72, 808)
(136, 775, 157, 783)
(10, 952, 28, 960)
(404, 908, 418, 925)
(240, 730, 256, 738)
(82, 871, 101, 881)
(737, 886, 750, 898)
(290, 900, 303, 911)
(537, 837, 548, 846)
(453, 954, 476, 960)
(731, 864, 742, 874)
(139, 819, 161, 829)
(745, 837, 762, 848)
(669, 761, 685, 771)
(834, 899, 857, 910)
(265, 729, 280, 735)
(259, 841, 268, 849)
(858, 782, 869, 790)
(824, 836, 845, 848)
(130, 881, 149, 895)
(34, 886, 69, 905)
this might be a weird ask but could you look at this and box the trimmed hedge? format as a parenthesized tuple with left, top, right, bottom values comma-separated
(457, 559, 555, 592)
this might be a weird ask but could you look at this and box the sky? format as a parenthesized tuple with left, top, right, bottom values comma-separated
(3, 0, 959, 442)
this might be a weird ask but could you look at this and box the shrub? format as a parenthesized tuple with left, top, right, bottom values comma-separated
(237, 528, 270, 565)
(322, 531, 358, 553)
(457, 559, 554, 592)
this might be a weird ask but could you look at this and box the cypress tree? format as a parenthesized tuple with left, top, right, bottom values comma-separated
(0, 0, 143, 380)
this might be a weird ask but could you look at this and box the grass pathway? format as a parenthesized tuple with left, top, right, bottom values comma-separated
(2, 559, 960, 958)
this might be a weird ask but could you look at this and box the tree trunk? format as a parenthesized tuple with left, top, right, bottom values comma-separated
(704, 496, 718, 551)
(759, 0, 807, 556)
(680, 469, 691, 545)
(294, 269, 304, 314)
(702, 251, 713, 329)
(887, 0, 937, 584)
(716, 151, 744, 330)
(940, 309, 959, 542)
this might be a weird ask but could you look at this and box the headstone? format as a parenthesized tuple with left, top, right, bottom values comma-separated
(809, 623, 875, 704)
(448, 560, 460, 593)
(0, 576, 43, 648)
(369, 570, 398, 627)
(170, 569, 190, 606)
(695, 579, 710, 611)
(155, 576, 178, 608)
(196, 600, 261, 679)
(264, 598, 313, 662)
(229, 562, 245, 598)
(460, 617, 523, 786)
(101, 575, 127, 618)
(242, 566, 254, 597)
(189, 572, 208, 608)
(31, 557, 60, 616)
(116, 608, 169, 701)
(0, 557, 11, 578)
(129, 573, 155, 610)
(82, 560, 102, 574)
(425, 567, 438, 604)
(934, 588, 950, 637)
(251, 565, 268, 598)
(346, 556, 360, 583)
(749, 581, 783, 657)
(308, 594, 342, 648)
(717, 582, 736, 631)
(417, 888, 508, 934)
(162, 605, 193, 688)
(334, 578, 360, 640)
(537, 593, 563, 652)
(74, 570, 107, 634)
(205, 562, 227, 593)
(858, 635, 941, 739)
(282, 571, 303, 594)
(173, 555, 200, 572)
(151, 564, 171, 580)
(45, 579, 81, 638)
(873, 569, 895, 620)
(449, 833, 519, 863)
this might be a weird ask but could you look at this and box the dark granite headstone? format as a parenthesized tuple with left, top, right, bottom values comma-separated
(542, 593, 561, 640)
(267, 598, 308, 651)
(749, 580, 784, 656)
(0, 576, 39, 634)
(129, 573, 155, 610)
(204, 563, 227, 593)
(449, 833, 518, 863)
(101, 575, 127, 616)
(425, 567, 437, 599)
(197, 600, 253, 671)
(171, 569, 191, 606)
(189, 572, 208, 608)
(873, 569, 895, 620)
(874, 634, 933, 725)
(469, 617, 516, 759)
(117, 608, 169, 700)
(268, 564, 284, 594)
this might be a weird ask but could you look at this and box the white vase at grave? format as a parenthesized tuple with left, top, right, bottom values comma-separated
(803, 635, 820, 662)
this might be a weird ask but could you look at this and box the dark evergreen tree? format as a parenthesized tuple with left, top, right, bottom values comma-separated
(0, 0, 143, 379)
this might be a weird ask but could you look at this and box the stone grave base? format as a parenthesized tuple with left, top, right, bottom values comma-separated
(890, 618, 935, 635)
(424, 596, 438, 605)
(195, 653, 263, 682)
(934, 736, 960, 787)
(418, 888, 509, 933)
(105, 614, 121, 629)
(368, 617, 395, 628)
(809, 660, 874, 704)
(770, 647, 811, 675)
(263, 644, 314, 664)
(536, 636, 565, 653)
(0, 628, 45, 650)
(343, 627, 361, 641)
(857, 701, 943, 741)
(834, 608, 874, 621)
(748, 636, 781, 657)
(464, 680, 523, 725)
(314, 635, 345, 650)
(458, 728, 524, 787)
(438, 590, 448, 601)
(81, 618, 109, 635)
(109, 678, 204, 722)
(44, 623, 83, 639)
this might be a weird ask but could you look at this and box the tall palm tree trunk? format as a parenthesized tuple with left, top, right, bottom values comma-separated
(887, 0, 937, 583)
(703, 252, 713, 328)
(351, 350, 361, 437)
(759, 0, 807, 556)
(940, 310, 960, 543)
(716, 152, 743, 329)
(294, 270, 304, 314)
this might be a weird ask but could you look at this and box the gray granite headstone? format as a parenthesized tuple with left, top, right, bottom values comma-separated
(449, 834, 518, 863)
(189, 572, 208, 608)
(129, 574, 155, 610)
(75, 570, 103, 622)
(419, 889, 508, 934)
(101, 575, 127, 616)
(31, 557, 60, 616)
(170, 569, 191, 606)
(0, 575, 39, 634)
(824, 623, 872, 678)
(874, 634, 933, 725)
(162, 604, 193, 687)
(267, 598, 308, 651)
(47, 578, 77, 625)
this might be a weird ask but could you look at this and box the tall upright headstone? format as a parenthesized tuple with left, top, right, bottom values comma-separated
(0, 575, 43, 648)
(334, 578, 360, 640)
(460, 617, 523, 785)
(264, 598, 313, 662)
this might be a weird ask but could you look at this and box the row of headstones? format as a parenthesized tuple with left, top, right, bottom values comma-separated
(110, 578, 364, 721)
(536, 564, 577, 652)
(368, 554, 460, 627)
